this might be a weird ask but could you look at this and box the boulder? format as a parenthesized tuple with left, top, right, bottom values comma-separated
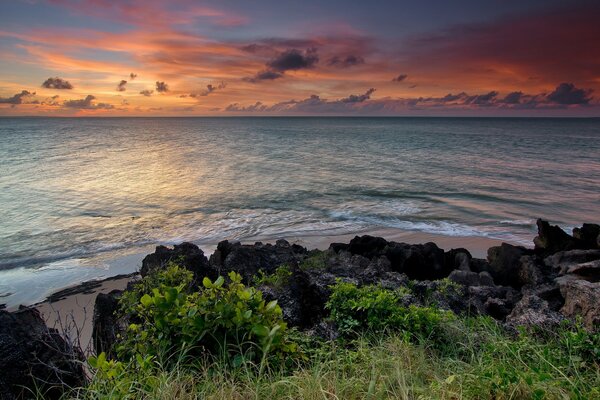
(92, 290, 123, 357)
(448, 270, 494, 287)
(209, 239, 307, 283)
(259, 269, 326, 329)
(0, 308, 85, 400)
(517, 255, 548, 287)
(347, 235, 388, 258)
(385, 242, 448, 280)
(534, 219, 582, 255)
(141, 242, 211, 282)
(572, 223, 600, 249)
(556, 275, 600, 331)
(485, 243, 530, 287)
(506, 294, 565, 330)
(444, 248, 472, 271)
(467, 285, 521, 320)
(544, 249, 600, 275)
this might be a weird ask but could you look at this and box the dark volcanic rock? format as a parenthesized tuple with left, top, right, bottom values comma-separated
(209, 239, 307, 283)
(506, 294, 565, 330)
(485, 243, 531, 287)
(534, 219, 582, 255)
(259, 269, 326, 329)
(448, 270, 494, 287)
(572, 223, 600, 249)
(347, 235, 388, 258)
(444, 248, 472, 271)
(385, 242, 448, 280)
(556, 275, 600, 331)
(544, 249, 600, 275)
(141, 242, 211, 282)
(92, 290, 123, 357)
(0, 308, 85, 400)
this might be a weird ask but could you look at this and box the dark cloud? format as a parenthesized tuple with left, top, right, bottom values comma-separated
(226, 102, 268, 112)
(267, 48, 318, 72)
(41, 95, 60, 106)
(547, 82, 593, 105)
(392, 74, 408, 82)
(501, 91, 524, 104)
(0, 90, 36, 105)
(340, 88, 376, 103)
(328, 55, 364, 68)
(243, 70, 284, 83)
(140, 89, 154, 96)
(466, 91, 498, 106)
(129, 73, 137, 80)
(63, 95, 114, 109)
(198, 81, 226, 96)
(117, 80, 127, 92)
(155, 81, 169, 93)
(41, 77, 73, 89)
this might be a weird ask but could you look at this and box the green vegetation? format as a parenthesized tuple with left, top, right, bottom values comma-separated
(67, 264, 599, 399)
(254, 264, 293, 287)
(299, 249, 329, 270)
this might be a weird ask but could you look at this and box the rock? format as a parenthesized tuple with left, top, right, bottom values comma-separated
(141, 242, 211, 282)
(556, 275, 600, 331)
(485, 243, 531, 287)
(468, 285, 521, 320)
(329, 242, 349, 253)
(562, 259, 600, 281)
(506, 294, 565, 330)
(534, 219, 582, 255)
(209, 240, 307, 283)
(544, 249, 600, 275)
(469, 257, 489, 273)
(0, 308, 85, 400)
(259, 269, 325, 329)
(572, 223, 600, 249)
(448, 270, 494, 287)
(385, 242, 448, 280)
(347, 235, 388, 258)
(444, 248, 472, 271)
(518, 255, 548, 287)
(92, 290, 123, 358)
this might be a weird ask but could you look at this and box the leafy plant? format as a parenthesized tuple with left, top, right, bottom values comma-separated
(117, 267, 300, 369)
(254, 264, 293, 287)
(326, 280, 452, 346)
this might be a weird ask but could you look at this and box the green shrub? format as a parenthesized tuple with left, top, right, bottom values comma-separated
(325, 280, 453, 346)
(117, 267, 300, 369)
(119, 261, 195, 315)
(254, 265, 293, 287)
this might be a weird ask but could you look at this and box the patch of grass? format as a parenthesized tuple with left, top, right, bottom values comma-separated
(299, 250, 329, 271)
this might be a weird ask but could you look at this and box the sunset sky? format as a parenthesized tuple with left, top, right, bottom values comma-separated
(0, 0, 599, 116)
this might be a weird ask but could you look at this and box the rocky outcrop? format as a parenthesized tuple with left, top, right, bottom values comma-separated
(92, 290, 123, 358)
(141, 242, 211, 282)
(209, 239, 307, 283)
(0, 308, 85, 400)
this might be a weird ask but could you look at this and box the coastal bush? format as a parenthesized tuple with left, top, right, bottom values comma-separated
(116, 266, 300, 370)
(325, 280, 453, 347)
(254, 264, 293, 287)
(118, 261, 195, 315)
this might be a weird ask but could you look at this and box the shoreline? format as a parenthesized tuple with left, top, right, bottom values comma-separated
(1, 228, 513, 349)
(1, 227, 512, 312)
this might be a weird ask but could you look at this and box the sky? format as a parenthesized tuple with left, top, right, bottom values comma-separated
(0, 0, 599, 116)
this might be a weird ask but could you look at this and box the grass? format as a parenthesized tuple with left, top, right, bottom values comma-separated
(66, 317, 599, 400)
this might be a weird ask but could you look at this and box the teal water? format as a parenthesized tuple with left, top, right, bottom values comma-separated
(1, 117, 599, 305)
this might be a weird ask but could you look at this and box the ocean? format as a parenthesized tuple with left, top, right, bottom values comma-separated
(1, 117, 599, 307)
